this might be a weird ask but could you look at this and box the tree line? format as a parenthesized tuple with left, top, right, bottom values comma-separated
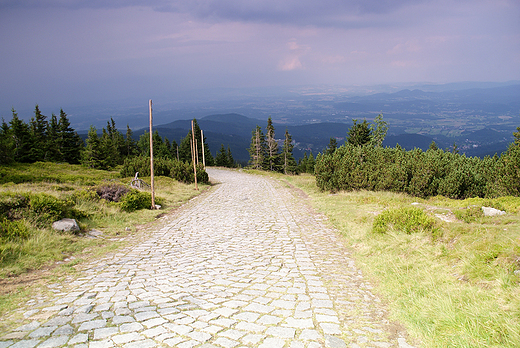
(1, 107, 237, 171)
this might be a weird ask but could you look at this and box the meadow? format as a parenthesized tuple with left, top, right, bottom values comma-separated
(280, 172, 520, 348)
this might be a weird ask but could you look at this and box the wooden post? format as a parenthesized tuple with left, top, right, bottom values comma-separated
(191, 120, 198, 190)
(149, 99, 156, 209)
(201, 129, 206, 169)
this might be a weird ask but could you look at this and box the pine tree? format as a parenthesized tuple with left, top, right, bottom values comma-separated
(9, 109, 32, 163)
(216, 144, 229, 167)
(0, 118, 14, 164)
(178, 119, 213, 165)
(82, 126, 107, 169)
(29, 104, 48, 161)
(248, 125, 267, 170)
(369, 113, 388, 147)
(58, 109, 82, 164)
(281, 128, 297, 174)
(123, 124, 138, 159)
(266, 117, 279, 171)
(347, 119, 372, 146)
(226, 146, 235, 168)
(325, 137, 337, 155)
(47, 113, 60, 162)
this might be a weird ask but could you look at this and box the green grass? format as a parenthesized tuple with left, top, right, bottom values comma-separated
(0, 162, 208, 321)
(281, 173, 520, 348)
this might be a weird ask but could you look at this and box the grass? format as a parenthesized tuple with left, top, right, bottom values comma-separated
(280, 173, 520, 348)
(0, 162, 208, 321)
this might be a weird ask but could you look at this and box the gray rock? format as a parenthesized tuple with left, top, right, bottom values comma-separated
(482, 206, 506, 216)
(325, 334, 347, 348)
(52, 219, 79, 233)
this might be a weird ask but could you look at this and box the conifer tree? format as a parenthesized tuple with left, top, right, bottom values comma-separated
(47, 113, 60, 162)
(29, 104, 48, 161)
(123, 124, 138, 159)
(347, 119, 372, 146)
(178, 119, 213, 165)
(215, 144, 229, 167)
(248, 125, 267, 170)
(58, 109, 82, 164)
(0, 118, 14, 164)
(226, 146, 235, 168)
(266, 117, 279, 171)
(325, 137, 337, 155)
(82, 126, 107, 169)
(9, 109, 32, 163)
(281, 128, 297, 174)
(369, 113, 388, 147)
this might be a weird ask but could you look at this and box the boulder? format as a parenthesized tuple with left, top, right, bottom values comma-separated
(482, 207, 506, 217)
(52, 218, 80, 233)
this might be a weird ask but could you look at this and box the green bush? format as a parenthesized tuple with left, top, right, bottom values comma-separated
(315, 143, 505, 199)
(0, 193, 29, 220)
(119, 190, 153, 212)
(373, 207, 437, 234)
(120, 156, 209, 184)
(0, 218, 30, 241)
(28, 193, 74, 227)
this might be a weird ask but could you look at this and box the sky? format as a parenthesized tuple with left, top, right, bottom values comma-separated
(1, 0, 519, 118)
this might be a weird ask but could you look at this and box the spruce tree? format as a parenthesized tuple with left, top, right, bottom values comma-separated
(266, 117, 279, 171)
(226, 146, 234, 168)
(281, 128, 297, 174)
(47, 113, 60, 162)
(215, 144, 228, 167)
(123, 124, 138, 159)
(9, 109, 32, 163)
(248, 125, 267, 170)
(0, 118, 14, 164)
(82, 126, 107, 169)
(29, 104, 48, 161)
(369, 113, 388, 147)
(325, 137, 337, 155)
(347, 119, 372, 146)
(58, 109, 82, 164)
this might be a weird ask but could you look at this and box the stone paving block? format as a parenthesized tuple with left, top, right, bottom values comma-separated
(112, 333, 144, 345)
(93, 327, 119, 340)
(123, 339, 157, 348)
(15, 322, 40, 332)
(0, 341, 12, 348)
(9, 340, 40, 348)
(28, 326, 57, 338)
(164, 323, 193, 335)
(119, 322, 144, 333)
(78, 319, 106, 331)
(320, 323, 341, 335)
(38, 335, 69, 348)
(266, 327, 296, 339)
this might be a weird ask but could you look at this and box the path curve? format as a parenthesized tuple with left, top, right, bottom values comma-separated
(1, 169, 417, 348)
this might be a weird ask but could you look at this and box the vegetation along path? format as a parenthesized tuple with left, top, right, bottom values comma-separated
(0, 169, 417, 348)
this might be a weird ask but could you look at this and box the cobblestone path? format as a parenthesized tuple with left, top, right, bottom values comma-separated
(0, 169, 417, 348)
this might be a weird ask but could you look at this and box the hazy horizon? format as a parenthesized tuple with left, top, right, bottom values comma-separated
(1, 0, 519, 125)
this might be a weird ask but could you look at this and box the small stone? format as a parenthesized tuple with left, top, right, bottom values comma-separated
(9, 340, 40, 348)
(482, 206, 506, 216)
(38, 335, 69, 348)
(52, 218, 79, 232)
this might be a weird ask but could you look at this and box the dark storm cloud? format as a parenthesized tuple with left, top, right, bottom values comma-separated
(0, 0, 426, 28)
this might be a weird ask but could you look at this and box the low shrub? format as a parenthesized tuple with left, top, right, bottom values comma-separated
(120, 156, 209, 184)
(373, 207, 437, 234)
(28, 193, 74, 227)
(119, 190, 153, 212)
(0, 218, 30, 241)
(453, 205, 484, 223)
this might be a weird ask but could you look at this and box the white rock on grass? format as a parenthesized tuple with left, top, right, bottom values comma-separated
(482, 207, 506, 217)
(52, 219, 80, 233)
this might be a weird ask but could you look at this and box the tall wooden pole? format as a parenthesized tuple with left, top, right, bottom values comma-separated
(149, 100, 156, 209)
(201, 129, 206, 169)
(191, 120, 198, 190)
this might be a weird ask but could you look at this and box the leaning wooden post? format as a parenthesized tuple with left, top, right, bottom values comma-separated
(149, 99, 156, 209)
(201, 129, 206, 169)
(191, 120, 198, 190)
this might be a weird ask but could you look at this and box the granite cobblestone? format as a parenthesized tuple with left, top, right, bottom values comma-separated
(1, 169, 417, 348)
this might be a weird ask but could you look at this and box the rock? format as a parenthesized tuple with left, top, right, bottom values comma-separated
(52, 218, 80, 233)
(482, 207, 506, 217)
(87, 229, 104, 238)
